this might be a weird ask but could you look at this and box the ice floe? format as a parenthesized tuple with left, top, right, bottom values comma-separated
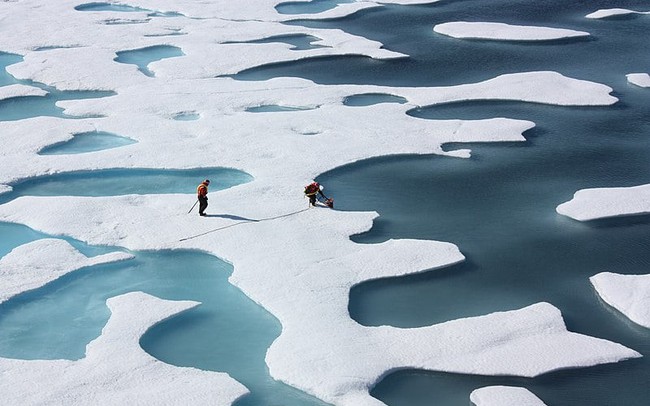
(0, 194, 641, 405)
(470, 386, 546, 406)
(0, 84, 47, 101)
(0, 71, 615, 186)
(0, 291, 249, 405)
(434, 22, 590, 41)
(556, 184, 650, 221)
(1, 1, 405, 88)
(0, 239, 132, 304)
(591, 272, 650, 329)
(586, 8, 650, 19)
(627, 73, 650, 88)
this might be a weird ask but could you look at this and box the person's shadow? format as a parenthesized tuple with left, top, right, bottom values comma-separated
(203, 214, 259, 222)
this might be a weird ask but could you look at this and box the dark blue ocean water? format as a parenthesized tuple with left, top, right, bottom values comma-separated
(303, 1, 650, 404)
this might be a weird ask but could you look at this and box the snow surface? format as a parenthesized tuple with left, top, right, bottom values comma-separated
(0, 291, 249, 405)
(434, 22, 589, 41)
(0, 238, 133, 303)
(0, 1, 641, 405)
(0, 83, 47, 101)
(470, 386, 547, 406)
(591, 272, 650, 329)
(586, 8, 650, 19)
(0, 196, 641, 405)
(627, 73, 650, 88)
(556, 184, 650, 221)
(0, 71, 615, 184)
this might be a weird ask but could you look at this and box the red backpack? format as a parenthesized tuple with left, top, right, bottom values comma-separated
(304, 182, 319, 195)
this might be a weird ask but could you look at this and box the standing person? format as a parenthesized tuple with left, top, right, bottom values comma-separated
(304, 181, 333, 208)
(197, 179, 210, 216)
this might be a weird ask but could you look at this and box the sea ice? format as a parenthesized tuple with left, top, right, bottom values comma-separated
(0, 194, 641, 405)
(556, 184, 650, 221)
(0, 71, 616, 187)
(591, 272, 650, 329)
(627, 73, 650, 88)
(0, 84, 47, 101)
(0, 1, 642, 405)
(0, 291, 249, 405)
(586, 8, 650, 19)
(470, 386, 547, 406)
(0, 239, 132, 304)
(434, 22, 590, 41)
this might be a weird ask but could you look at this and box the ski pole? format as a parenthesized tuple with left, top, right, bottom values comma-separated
(188, 199, 199, 214)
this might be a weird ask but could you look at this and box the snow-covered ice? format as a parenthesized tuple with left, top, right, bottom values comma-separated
(0, 194, 641, 405)
(556, 184, 650, 221)
(591, 272, 650, 329)
(434, 22, 590, 41)
(586, 8, 650, 19)
(0, 83, 47, 101)
(627, 73, 650, 88)
(470, 386, 547, 406)
(0, 0, 643, 405)
(0, 291, 249, 405)
(0, 238, 132, 303)
(0, 71, 616, 185)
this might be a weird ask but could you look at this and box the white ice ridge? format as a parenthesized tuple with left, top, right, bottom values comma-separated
(586, 8, 650, 19)
(591, 272, 650, 329)
(470, 386, 547, 406)
(0, 83, 47, 102)
(556, 184, 650, 221)
(627, 73, 650, 88)
(0, 291, 249, 405)
(434, 22, 590, 41)
(0, 239, 133, 304)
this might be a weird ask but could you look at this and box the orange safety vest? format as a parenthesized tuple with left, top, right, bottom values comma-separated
(197, 183, 208, 197)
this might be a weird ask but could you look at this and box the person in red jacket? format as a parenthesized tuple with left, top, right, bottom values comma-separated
(197, 179, 210, 216)
(304, 181, 333, 208)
